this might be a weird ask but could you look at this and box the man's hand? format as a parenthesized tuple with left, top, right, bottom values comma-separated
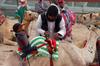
(44, 31, 49, 38)
(53, 33, 62, 40)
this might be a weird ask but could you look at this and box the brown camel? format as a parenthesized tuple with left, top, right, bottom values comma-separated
(0, 11, 38, 46)
(0, 17, 18, 45)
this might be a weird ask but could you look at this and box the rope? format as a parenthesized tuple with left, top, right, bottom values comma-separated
(27, 59, 30, 66)
(50, 54, 53, 66)
(20, 58, 30, 66)
(20, 58, 27, 66)
(46, 39, 55, 66)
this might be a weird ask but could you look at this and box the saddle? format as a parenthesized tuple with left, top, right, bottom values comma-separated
(16, 36, 59, 61)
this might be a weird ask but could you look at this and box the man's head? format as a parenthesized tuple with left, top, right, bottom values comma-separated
(13, 23, 21, 32)
(57, 0, 64, 9)
(19, 0, 27, 7)
(46, 5, 58, 22)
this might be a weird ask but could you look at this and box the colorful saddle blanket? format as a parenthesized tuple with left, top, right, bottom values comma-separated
(16, 36, 60, 61)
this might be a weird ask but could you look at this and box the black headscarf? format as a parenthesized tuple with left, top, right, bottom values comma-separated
(46, 5, 58, 17)
(13, 23, 21, 32)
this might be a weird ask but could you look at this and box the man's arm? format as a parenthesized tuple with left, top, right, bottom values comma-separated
(57, 17, 66, 37)
(36, 15, 45, 36)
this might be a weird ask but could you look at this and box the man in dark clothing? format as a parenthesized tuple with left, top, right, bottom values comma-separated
(35, 0, 49, 14)
(13, 23, 37, 59)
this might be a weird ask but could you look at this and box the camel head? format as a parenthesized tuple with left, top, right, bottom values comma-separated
(23, 10, 38, 22)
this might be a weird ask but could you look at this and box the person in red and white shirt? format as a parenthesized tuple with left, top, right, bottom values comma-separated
(57, 0, 76, 42)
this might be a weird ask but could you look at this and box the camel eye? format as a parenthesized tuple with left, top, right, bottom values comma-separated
(83, 17, 86, 20)
(29, 14, 31, 16)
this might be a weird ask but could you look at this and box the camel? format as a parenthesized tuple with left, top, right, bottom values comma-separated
(0, 10, 38, 46)
(0, 17, 18, 45)
(77, 13, 100, 27)
(3, 24, 99, 66)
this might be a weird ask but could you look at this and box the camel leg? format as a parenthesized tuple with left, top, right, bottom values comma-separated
(0, 32, 3, 43)
(4, 38, 17, 46)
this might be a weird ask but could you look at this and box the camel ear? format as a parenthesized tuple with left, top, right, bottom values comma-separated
(90, 13, 93, 19)
(83, 16, 86, 20)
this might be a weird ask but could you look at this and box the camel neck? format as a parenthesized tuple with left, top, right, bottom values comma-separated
(22, 19, 30, 23)
(21, 19, 31, 30)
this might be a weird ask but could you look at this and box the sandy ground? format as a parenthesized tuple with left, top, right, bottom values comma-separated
(0, 19, 100, 66)
(0, 18, 18, 66)
(0, 44, 17, 66)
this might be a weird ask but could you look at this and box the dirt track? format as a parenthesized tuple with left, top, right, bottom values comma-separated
(0, 44, 17, 66)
